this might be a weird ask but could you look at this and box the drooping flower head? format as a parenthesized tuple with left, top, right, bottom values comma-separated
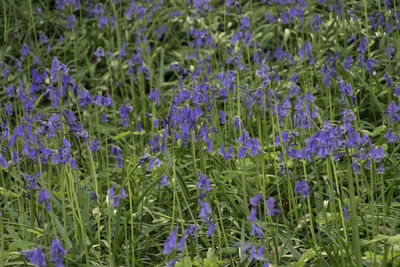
(294, 180, 310, 198)
(265, 197, 280, 216)
(50, 239, 66, 267)
(23, 247, 46, 267)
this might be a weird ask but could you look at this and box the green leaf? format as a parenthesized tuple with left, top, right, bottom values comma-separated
(371, 125, 387, 137)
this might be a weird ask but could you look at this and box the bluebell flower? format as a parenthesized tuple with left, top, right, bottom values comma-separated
(66, 15, 76, 29)
(384, 130, 398, 142)
(343, 206, 350, 220)
(247, 208, 257, 221)
(251, 223, 264, 238)
(265, 197, 280, 216)
(38, 189, 51, 210)
(20, 43, 30, 60)
(184, 224, 199, 238)
(23, 247, 46, 267)
(206, 223, 216, 236)
(167, 258, 177, 267)
(119, 103, 133, 127)
(50, 239, 66, 267)
(163, 228, 177, 254)
(90, 190, 98, 204)
(112, 187, 127, 207)
(294, 180, 310, 198)
(94, 47, 105, 62)
(370, 146, 385, 162)
(240, 16, 250, 30)
(198, 172, 211, 192)
(365, 59, 377, 75)
(111, 145, 123, 168)
(249, 194, 263, 207)
(198, 200, 211, 221)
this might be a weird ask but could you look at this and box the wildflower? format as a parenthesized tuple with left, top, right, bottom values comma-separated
(167, 258, 178, 267)
(90, 190, 98, 204)
(344, 56, 353, 70)
(198, 200, 211, 221)
(370, 146, 385, 162)
(94, 47, 105, 62)
(384, 129, 398, 142)
(149, 88, 160, 106)
(163, 228, 177, 254)
(50, 239, 66, 267)
(240, 16, 250, 30)
(247, 208, 257, 221)
(38, 189, 51, 210)
(206, 222, 216, 236)
(365, 59, 377, 75)
(198, 172, 211, 191)
(265, 197, 280, 216)
(98, 15, 108, 29)
(159, 175, 169, 186)
(119, 103, 133, 127)
(112, 187, 127, 207)
(23, 247, 46, 267)
(66, 15, 76, 29)
(108, 184, 127, 207)
(20, 43, 30, 60)
(78, 90, 93, 106)
(249, 194, 263, 207)
(251, 223, 264, 238)
(294, 180, 310, 198)
(343, 206, 350, 220)
(184, 224, 200, 238)
(111, 145, 123, 168)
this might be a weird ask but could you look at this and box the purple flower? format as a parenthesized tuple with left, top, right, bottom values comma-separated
(149, 88, 160, 106)
(251, 223, 264, 238)
(111, 145, 123, 168)
(247, 208, 257, 221)
(294, 180, 310, 198)
(384, 130, 398, 143)
(66, 15, 76, 29)
(108, 184, 127, 207)
(198, 172, 211, 191)
(265, 197, 280, 216)
(206, 222, 216, 236)
(38, 189, 51, 210)
(198, 200, 211, 221)
(240, 16, 250, 30)
(365, 59, 377, 75)
(184, 224, 199, 238)
(50, 239, 66, 267)
(249, 194, 263, 207)
(20, 43, 30, 60)
(98, 15, 109, 29)
(90, 190, 98, 204)
(167, 258, 178, 267)
(370, 146, 385, 162)
(163, 228, 177, 254)
(159, 175, 169, 186)
(119, 103, 133, 127)
(112, 187, 127, 207)
(343, 206, 350, 220)
(78, 90, 93, 106)
(108, 184, 115, 203)
(344, 56, 353, 70)
(23, 247, 46, 267)
(94, 47, 105, 62)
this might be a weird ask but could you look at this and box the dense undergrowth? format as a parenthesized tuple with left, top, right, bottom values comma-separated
(1, 0, 400, 266)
